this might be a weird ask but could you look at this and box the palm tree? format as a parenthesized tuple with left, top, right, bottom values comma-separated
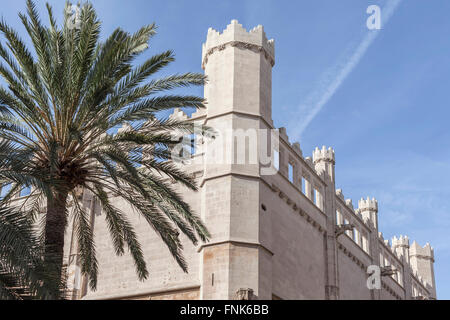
(0, 139, 63, 299)
(0, 0, 210, 297)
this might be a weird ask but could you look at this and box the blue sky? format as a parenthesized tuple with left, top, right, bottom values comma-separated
(1, 0, 449, 299)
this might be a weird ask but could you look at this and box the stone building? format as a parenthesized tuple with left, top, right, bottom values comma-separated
(64, 20, 437, 300)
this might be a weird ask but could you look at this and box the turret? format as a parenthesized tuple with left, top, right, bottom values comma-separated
(357, 197, 378, 230)
(313, 146, 335, 182)
(409, 241, 436, 298)
(202, 20, 275, 124)
(392, 235, 410, 263)
(198, 20, 276, 299)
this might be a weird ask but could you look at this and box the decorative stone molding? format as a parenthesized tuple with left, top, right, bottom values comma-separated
(357, 197, 378, 213)
(234, 288, 254, 300)
(269, 182, 326, 235)
(202, 40, 275, 69)
(337, 242, 367, 271)
(313, 146, 335, 164)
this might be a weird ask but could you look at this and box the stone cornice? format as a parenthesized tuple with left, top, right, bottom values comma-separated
(268, 182, 326, 235)
(202, 40, 275, 69)
(197, 239, 274, 256)
(409, 254, 435, 263)
(337, 241, 368, 272)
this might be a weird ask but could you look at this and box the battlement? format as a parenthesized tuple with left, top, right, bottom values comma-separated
(313, 146, 335, 164)
(336, 189, 344, 201)
(410, 241, 434, 260)
(345, 199, 354, 210)
(169, 108, 189, 121)
(202, 19, 275, 68)
(357, 197, 378, 212)
(392, 235, 410, 248)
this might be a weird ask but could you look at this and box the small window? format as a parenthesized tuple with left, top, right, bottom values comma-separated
(393, 268, 398, 281)
(301, 177, 306, 194)
(288, 163, 294, 183)
(353, 228, 358, 243)
(344, 219, 351, 236)
(315, 189, 323, 209)
(362, 235, 369, 253)
(398, 270, 403, 285)
(273, 150, 279, 171)
(336, 211, 342, 225)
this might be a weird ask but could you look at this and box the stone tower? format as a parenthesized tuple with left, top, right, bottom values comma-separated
(202, 19, 274, 124)
(409, 241, 436, 298)
(357, 197, 378, 230)
(199, 20, 275, 299)
(313, 146, 335, 182)
(392, 235, 410, 264)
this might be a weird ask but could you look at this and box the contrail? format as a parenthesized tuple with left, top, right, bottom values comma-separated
(290, 0, 403, 140)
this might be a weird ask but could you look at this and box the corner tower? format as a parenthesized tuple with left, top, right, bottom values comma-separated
(202, 20, 275, 124)
(198, 20, 275, 300)
(409, 242, 436, 298)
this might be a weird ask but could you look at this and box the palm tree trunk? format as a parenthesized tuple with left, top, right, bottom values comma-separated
(44, 191, 68, 297)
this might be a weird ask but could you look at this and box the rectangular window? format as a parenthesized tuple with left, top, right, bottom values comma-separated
(393, 268, 398, 281)
(335, 211, 341, 225)
(362, 235, 369, 253)
(288, 163, 294, 183)
(273, 150, 279, 171)
(316, 189, 323, 210)
(353, 228, 360, 245)
(301, 177, 306, 194)
(344, 219, 351, 237)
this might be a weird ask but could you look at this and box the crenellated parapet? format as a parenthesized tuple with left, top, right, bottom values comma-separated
(357, 197, 378, 213)
(410, 241, 434, 261)
(202, 19, 275, 69)
(345, 199, 354, 210)
(292, 142, 302, 157)
(336, 189, 344, 201)
(168, 107, 189, 121)
(356, 197, 378, 230)
(313, 146, 335, 164)
(312, 146, 335, 181)
(392, 235, 410, 249)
